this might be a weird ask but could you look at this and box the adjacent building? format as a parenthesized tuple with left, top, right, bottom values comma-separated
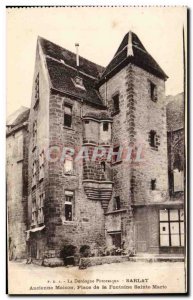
(6, 107, 30, 259)
(7, 31, 185, 262)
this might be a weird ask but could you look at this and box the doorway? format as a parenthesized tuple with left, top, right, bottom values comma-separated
(110, 232, 122, 248)
(135, 221, 147, 253)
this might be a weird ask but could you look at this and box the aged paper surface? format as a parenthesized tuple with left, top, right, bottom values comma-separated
(6, 6, 187, 295)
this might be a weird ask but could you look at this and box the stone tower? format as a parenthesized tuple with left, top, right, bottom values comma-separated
(98, 31, 169, 254)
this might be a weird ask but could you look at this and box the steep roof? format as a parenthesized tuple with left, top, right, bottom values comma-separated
(99, 31, 168, 84)
(7, 106, 29, 126)
(39, 37, 105, 107)
(12, 109, 30, 126)
(6, 107, 29, 136)
(166, 92, 184, 131)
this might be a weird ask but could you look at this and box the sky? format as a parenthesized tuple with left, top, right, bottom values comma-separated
(6, 6, 187, 117)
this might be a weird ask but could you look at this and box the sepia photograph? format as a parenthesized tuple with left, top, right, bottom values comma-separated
(6, 6, 188, 295)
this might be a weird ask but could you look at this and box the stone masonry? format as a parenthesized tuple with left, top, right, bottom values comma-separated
(7, 31, 185, 262)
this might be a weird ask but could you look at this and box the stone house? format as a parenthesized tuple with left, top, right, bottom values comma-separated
(7, 31, 185, 262)
(165, 93, 185, 253)
(6, 107, 30, 259)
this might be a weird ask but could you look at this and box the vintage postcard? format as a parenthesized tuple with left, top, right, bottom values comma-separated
(6, 6, 188, 295)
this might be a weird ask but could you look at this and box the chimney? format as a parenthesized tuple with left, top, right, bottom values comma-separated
(73, 42, 84, 89)
(75, 43, 80, 68)
(127, 31, 134, 57)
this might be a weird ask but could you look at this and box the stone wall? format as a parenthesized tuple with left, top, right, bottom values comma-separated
(99, 67, 132, 210)
(99, 66, 135, 251)
(167, 128, 184, 200)
(7, 127, 28, 259)
(27, 41, 50, 258)
(47, 92, 107, 257)
(132, 65, 168, 204)
(99, 62, 168, 254)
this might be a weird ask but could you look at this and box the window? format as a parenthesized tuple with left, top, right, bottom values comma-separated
(114, 196, 121, 210)
(151, 179, 156, 190)
(111, 233, 121, 248)
(39, 150, 45, 181)
(32, 121, 37, 150)
(64, 191, 74, 221)
(64, 158, 73, 174)
(112, 94, 120, 114)
(72, 76, 86, 90)
(112, 146, 122, 164)
(33, 73, 40, 109)
(32, 211, 38, 227)
(64, 104, 72, 128)
(37, 193, 45, 225)
(85, 120, 89, 124)
(149, 130, 157, 148)
(159, 209, 184, 247)
(173, 169, 184, 192)
(32, 198, 37, 226)
(101, 161, 106, 172)
(173, 153, 183, 170)
(150, 81, 157, 102)
(32, 161, 37, 188)
(103, 122, 109, 131)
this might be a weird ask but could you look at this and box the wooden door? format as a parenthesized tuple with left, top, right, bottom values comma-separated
(135, 221, 147, 253)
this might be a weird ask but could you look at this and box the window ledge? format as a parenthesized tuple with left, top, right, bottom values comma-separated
(62, 221, 76, 225)
(17, 158, 24, 163)
(105, 209, 127, 215)
(150, 146, 158, 151)
(111, 160, 122, 166)
(63, 172, 76, 177)
(63, 126, 75, 131)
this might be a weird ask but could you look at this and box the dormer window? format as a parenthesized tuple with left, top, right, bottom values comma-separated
(72, 76, 86, 90)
